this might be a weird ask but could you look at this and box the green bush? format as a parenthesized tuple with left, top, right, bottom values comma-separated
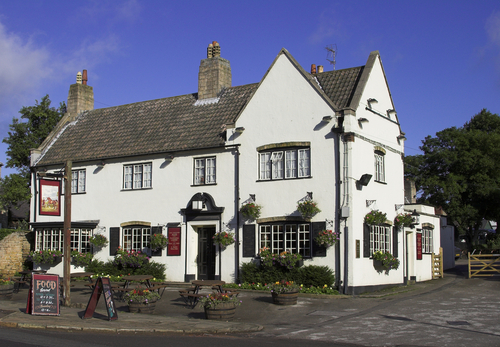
(239, 262, 335, 288)
(0, 228, 17, 241)
(86, 259, 166, 280)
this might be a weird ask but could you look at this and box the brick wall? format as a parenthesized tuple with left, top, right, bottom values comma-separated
(0, 232, 31, 277)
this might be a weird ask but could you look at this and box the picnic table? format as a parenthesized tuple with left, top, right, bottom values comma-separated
(70, 272, 94, 282)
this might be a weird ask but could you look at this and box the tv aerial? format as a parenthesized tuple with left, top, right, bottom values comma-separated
(326, 44, 337, 70)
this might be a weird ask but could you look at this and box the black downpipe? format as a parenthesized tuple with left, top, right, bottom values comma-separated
(234, 147, 240, 282)
(334, 134, 342, 291)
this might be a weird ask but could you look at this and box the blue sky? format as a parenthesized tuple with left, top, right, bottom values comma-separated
(0, 1, 499, 177)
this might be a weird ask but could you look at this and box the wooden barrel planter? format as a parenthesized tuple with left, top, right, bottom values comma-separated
(204, 302, 236, 320)
(128, 300, 157, 314)
(0, 284, 14, 300)
(272, 291, 299, 305)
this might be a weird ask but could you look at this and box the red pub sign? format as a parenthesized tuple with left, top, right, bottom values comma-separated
(168, 227, 181, 256)
(416, 232, 423, 260)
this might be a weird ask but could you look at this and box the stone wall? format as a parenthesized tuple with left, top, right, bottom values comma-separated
(0, 232, 31, 277)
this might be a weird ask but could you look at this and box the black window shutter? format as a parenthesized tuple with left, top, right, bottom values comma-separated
(109, 227, 120, 256)
(243, 224, 256, 257)
(363, 224, 371, 258)
(151, 226, 163, 257)
(392, 227, 398, 257)
(312, 221, 327, 257)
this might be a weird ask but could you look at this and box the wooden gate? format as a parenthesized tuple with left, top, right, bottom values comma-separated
(432, 247, 443, 279)
(468, 253, 500, 278)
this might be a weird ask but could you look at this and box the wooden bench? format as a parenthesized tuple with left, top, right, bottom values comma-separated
(12, 279, 26, 293)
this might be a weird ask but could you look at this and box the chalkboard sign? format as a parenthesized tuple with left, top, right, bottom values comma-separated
(83, 277, 118, 321)
(26, 273, 60, 316)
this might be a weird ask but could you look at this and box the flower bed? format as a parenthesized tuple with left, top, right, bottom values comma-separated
(259, 247, 303, 270)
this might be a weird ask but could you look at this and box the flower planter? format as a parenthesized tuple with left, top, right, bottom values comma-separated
(204, 302, 236, 320)
(128, 300, 157, 314)
(0, 284, 14, 300)
(271, 291, 299, 305)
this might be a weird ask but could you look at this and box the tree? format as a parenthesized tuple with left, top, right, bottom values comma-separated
(405, 109, 500, 250)
(0, 95, 65, 211)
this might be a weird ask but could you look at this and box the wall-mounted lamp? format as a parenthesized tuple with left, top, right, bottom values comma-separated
(358, 117, 369, 123)
(235, 127, 245, 133)
(411, 209, 420, 227)
(357, 174, 372, 186)
(397, 134, 407, 141)
(97, 161, 106, 168)
(38, 167, 47, 173)
(322, 115, 333, 122)
(367, 98, 378, 108)
(165, 155, 174, 162)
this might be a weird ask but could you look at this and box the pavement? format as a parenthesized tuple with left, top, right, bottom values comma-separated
(0, 260, 499, 341)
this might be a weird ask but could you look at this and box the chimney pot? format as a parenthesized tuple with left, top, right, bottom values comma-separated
(311, 64, 317, 74)
(82, 70, 88, 85)
(207, 43, 213, 58)
(76, 72, 82, 84)
(318, 65, 324, 73)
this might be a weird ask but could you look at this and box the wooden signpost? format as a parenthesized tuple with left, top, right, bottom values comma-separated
(82, 277, 118, 321)
(26, 273, 60, 316)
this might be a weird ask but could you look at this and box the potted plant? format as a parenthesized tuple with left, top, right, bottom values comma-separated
(394, 213, 413, 228)
(212, 231, 235, 248)
(364, 210, 387, 225)
(0, 278, 15, 300)
(124, 287, 161, 313)
(240, 202, 262, 220)
(297, 200, 321, 219)
(268, 280, 300, 305)
(71, 250, 93, 268)
(89, 234, 108, 249)
(372, 251, 400, 270)
(28, 250, 63, 265)
(150, 233, 168, 252)
(199, 292, 241, 320)
(315, 229, 339, 248)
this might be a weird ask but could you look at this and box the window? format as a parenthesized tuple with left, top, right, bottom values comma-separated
(369, 225, 391, 254)
(259, 223, 310, 257)
(422, 228, 433, 253)
(123, 163, 152, 189)
(194, 157, 216, 185)
(122, 226, 151, 251)
(259, 148, 310, 180)
(35, 228, 92, 253)
(71, 169, 86, 194)
(374, 151, 385, 182)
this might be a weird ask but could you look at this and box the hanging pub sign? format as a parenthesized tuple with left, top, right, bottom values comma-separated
(39, 179, 61, 216)
(416, 232, 423, 260)
(168, 227, 181, 256)
(83, 277, 118, 321)
(26, 273, 60, 316)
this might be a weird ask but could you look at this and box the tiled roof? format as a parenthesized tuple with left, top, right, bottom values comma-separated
(36, 83, 258, 166)
(36, 64, 365, 167)
(314, 66, 364, 109)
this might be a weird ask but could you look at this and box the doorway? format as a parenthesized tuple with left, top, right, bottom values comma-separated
(197, 227, 216, 280)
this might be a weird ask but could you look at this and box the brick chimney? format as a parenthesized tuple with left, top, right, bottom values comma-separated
(67, 69, 94, 115)
(198, 41, 231, 100)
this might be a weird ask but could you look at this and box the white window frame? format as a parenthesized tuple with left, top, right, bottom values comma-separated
(259, 223, 310, 257)
(123, 163, 152, 190)
(35, 228, 92, 253)
(71, 169, 86, 194)
(369, 225, 391, 254)
(122, 226, 151, 252)
(422, 228, 433, 254)
(194, 157, 216, 185)
(260, 148, 310, 180)
(374, 152, 385, 182)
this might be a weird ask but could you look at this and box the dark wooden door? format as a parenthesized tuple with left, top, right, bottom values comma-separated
(197, 227, 216, 280)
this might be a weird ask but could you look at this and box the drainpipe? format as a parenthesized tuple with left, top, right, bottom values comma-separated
(234, 146, 240, 282)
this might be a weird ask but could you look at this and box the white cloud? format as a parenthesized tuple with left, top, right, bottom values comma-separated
(486, 11, 500, 47)
(309, 10, 340, 45)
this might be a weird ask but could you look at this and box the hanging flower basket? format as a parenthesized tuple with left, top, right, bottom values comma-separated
(90, 234, 108, 248)
(372, 251, 400, 270)
(240, 203, 262, 220)
(212, 231, 235, 248)
(315, 230, 339, 248)
(297, 200, 321, 219)
(28, 250, 63, 265)
(150, 233, 168, 252)
(394, 213, 413, 228)
(71, 250, 93, 267)
(364, 210, 387, 225)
